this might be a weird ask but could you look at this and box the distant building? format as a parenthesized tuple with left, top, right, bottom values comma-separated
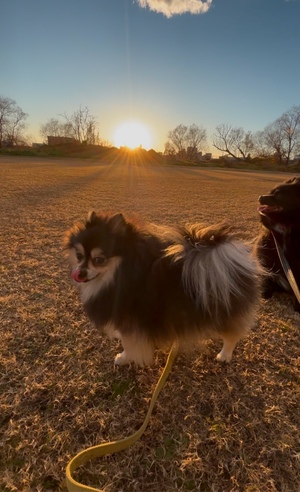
(201, 153, 212, 161)
(47, 136, 78, 145)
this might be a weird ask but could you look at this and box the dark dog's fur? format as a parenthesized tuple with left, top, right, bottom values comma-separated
(64, 211, 261, 366)
(255, 176, 300, 311)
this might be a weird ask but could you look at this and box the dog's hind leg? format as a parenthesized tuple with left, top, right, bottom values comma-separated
(114, 333, 154, 367)
(216, 307, 258, 362)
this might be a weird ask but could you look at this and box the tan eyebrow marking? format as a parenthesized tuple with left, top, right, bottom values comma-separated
(75, 244, 85, 255)
(90, 247, 105, 259)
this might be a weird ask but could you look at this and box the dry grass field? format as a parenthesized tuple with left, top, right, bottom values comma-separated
(1, 155, 299, 492)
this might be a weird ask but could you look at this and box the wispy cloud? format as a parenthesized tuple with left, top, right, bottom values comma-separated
(136, 0, 213, 18)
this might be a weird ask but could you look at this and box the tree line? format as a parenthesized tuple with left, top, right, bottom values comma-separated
(40, 106, 100, 145)
(0, 97, 102, 147)
(1, 95, 300, 165)
(165, 105, 300, 165)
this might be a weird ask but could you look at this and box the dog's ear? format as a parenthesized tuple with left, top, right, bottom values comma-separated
(63, 229, 73, 249)
(109, 213, 127, 234)
(86, 210, 97, 225)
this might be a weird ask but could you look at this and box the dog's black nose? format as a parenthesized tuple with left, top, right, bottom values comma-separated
(78, 269, 87, 280)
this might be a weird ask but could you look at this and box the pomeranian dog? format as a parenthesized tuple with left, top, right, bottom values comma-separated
(64, 211, 261, 366)
(255, 176, 300, 311)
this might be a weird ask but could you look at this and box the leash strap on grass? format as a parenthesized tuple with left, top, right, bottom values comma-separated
(272, 232, 300, 304)
(65, 342, 179, 492)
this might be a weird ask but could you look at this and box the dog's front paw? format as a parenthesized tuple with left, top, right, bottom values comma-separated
(216, 350, 232, 363)
(114, 351, 131, 366)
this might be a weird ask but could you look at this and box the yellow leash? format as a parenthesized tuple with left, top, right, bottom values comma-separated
(65, 342, 179, 492)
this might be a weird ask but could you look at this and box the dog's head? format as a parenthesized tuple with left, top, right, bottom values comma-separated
(64, 211, 127, 285)
(258, 177, 300, 231)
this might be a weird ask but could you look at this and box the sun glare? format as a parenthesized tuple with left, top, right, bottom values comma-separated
(113, 121, 152, 150)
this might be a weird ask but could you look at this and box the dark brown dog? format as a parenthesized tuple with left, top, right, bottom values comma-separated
(255, 176, 300, 311)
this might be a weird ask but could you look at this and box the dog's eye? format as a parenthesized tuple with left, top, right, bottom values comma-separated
(93, 257, 107, 266)
(76, 252, 84, 261)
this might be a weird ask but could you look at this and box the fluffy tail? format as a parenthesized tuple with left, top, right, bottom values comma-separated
(165, 223, 260, 316)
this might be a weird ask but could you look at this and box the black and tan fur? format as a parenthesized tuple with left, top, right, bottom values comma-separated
(65, 212, 262, 366)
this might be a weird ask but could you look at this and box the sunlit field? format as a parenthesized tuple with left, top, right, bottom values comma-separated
(1, 156, 299, 492)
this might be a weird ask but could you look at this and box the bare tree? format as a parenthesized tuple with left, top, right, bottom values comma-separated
(252, 130, 272, 158)
(0, 96, 28, 147)
(164, 141, 176, 156)
(233, 128, 254, 159)
(61, 106, 99, 144)
(254, 106, 300, 165)
(44, 118, 61, 138)
(40, 118, 70, 142)
(276, 106, 300, 164)
(263, 123, 285, 164)
(212, 124, 253, 159)
(167, 124, 188, 153)
(40, 106, 100, 145)
(212, 124, 236, 159)
(186, 124, 207, 159)
(166, 123, 207, 159)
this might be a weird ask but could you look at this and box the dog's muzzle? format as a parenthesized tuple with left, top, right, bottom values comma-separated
(71, 269, 90, 283)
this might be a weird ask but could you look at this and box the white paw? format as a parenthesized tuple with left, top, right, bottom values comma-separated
(216, 351, 232, 363)
(114, 351, 131, 366)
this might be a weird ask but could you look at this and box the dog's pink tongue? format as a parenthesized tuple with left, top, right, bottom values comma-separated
(71, 269, 86, 283)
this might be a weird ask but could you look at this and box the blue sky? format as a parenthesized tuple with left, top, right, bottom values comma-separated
(1, 0, 300, 152)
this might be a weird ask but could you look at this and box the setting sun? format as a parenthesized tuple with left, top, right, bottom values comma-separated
(113, 120, 152, 150)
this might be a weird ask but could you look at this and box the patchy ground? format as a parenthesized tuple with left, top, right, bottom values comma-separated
(0, 155, 299, 492)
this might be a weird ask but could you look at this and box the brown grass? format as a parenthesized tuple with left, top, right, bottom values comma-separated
(0, 155, 299, 492)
